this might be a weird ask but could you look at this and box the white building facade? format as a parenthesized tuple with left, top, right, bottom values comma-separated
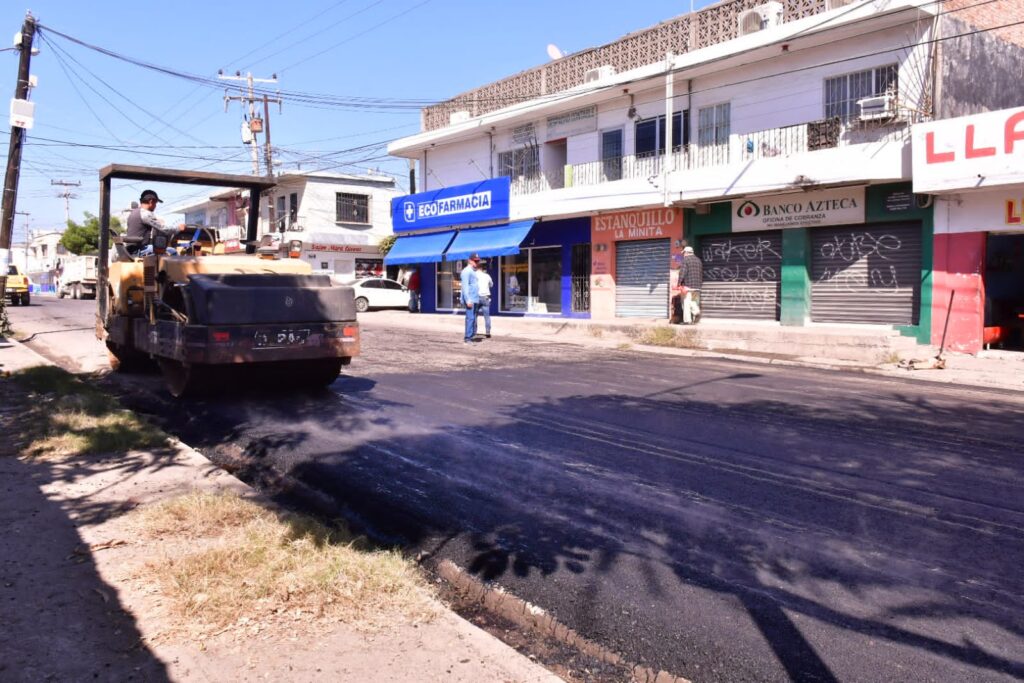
(175, 171, 401, 282)
(386, 0, 941, 338)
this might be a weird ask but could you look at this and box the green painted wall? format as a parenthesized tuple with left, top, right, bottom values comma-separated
(780, 229, 810, 326)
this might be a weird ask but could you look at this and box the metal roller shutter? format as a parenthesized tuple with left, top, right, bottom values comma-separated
(699, 231, 782, 320)
(811, 223, 921, 325)
(615, 239, 670, 318)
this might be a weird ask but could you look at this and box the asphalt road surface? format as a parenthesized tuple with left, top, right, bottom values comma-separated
(10, 297, 1024, 683)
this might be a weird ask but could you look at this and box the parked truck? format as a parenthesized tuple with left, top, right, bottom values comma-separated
(5, 264, 30, 306)
(97, 164, 360, 398)
(56, 254, 99, 299)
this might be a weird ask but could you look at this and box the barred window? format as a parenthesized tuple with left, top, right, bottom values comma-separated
(824, 64, 898, 121)
(336, 193, 369, 224)
(697, 103, 730, 147)
(497, 146, 540, 179)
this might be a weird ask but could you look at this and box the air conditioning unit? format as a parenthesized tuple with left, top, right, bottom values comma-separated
(827, 0, 858, 9)
(583, 65, 616, 84)
(738, 2, 784, 36)
(449, 110, 472, 125)
(857, 94, 897, 121)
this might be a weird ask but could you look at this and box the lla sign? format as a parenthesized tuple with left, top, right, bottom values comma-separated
(391, 177, 510, 233)
(912, 106, 1024, 193)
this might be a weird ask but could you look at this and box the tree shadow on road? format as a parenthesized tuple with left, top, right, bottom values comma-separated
(279, 377, 1024, 682)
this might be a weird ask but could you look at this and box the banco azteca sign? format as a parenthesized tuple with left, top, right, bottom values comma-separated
(732, 187, 865, 231)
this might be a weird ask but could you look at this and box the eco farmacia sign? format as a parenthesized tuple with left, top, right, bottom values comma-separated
(391, 177, 511, 233)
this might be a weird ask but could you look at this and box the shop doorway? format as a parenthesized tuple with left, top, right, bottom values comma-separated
(571, 243, 591, 313)
(615, 239, 670, 318)
(810, 223, 921, 325)
(500, 246, 563, 314)
(984, 233, 1024, 350)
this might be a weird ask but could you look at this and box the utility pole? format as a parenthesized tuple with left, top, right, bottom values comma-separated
(220, 71, 282, 236)
(51, 179, 81, 224)
(0, 12, 36, 307)
(219, 71, 281, 177)
(14, 210, 28, 271)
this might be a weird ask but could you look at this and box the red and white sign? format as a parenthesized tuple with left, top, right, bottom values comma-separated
(912, 106, 1024, 193)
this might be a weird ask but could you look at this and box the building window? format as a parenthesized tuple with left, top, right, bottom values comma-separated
(336, 193, 370, 224)
(289, 192, 298, 227)
(634, 111, 688, 158)
(697, 103, 730, 147)
(497, 146, 540, 180)
(601, 129, 624, 181)
(824, 64, 898, 121)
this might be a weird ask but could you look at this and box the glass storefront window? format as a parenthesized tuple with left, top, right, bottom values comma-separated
(500, 247, 562, 314)
(501, 253, 529, 312)
(436, 259, 465, 310)
(530, 247, 562, 314)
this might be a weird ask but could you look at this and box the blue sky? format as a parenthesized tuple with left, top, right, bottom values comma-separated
(2, 0, 712, 241)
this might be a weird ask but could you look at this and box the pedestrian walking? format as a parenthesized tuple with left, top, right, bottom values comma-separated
(460, 254, 481, 343)
(476, 260, 493, 338)
(679, 245, 703, 324)
(407, 267, 421, 313)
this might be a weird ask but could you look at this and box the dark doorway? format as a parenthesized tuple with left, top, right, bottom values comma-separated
(984, 233, 1024, 350)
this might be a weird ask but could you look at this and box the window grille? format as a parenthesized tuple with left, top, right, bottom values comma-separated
(336, 193, 370, 224)
(824, 64, 898, 121)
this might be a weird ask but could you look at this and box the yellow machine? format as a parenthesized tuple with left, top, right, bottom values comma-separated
(5, 264, 30, 306)
(98, 164, 359, 397)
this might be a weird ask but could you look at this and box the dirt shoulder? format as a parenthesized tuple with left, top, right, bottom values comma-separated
(0, 364, 561, 683)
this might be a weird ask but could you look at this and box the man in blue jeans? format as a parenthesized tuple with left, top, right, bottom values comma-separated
(460, 254, 480, 343)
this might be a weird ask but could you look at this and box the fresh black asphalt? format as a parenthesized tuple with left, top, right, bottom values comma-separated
(12, 297, 1024, 682)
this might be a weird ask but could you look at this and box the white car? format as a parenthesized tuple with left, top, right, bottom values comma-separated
(351, 277, 408, 312)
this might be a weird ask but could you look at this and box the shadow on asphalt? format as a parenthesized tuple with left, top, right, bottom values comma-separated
(103, 357, 1024, 682)
(283, 388, 1023, 681)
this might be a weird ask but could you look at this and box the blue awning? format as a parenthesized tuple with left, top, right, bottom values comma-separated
(444, 221, 535, 261)
(383, 230, 456, 264)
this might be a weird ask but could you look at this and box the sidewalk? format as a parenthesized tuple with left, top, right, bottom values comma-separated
(0, 335, 562, 683)
(370, 310, 1024, 393)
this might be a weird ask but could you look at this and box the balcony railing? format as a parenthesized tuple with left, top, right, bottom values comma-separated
(507, 117, 898, 197)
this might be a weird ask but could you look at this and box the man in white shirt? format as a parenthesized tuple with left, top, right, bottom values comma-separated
(476, 259, 493, 338)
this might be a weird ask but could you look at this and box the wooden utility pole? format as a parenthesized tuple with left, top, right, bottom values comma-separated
(0, 12, 36, 306)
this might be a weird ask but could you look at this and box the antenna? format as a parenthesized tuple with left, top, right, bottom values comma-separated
(546, 44, 564, 60)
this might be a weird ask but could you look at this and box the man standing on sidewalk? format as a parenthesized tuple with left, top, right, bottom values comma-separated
(679, 246, 703, 324)
(460, 254, 481, 343)
(407, 267, 421, 313)
(476, 260, 493, 338)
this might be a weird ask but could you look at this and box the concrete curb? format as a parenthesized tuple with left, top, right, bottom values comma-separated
(437, 559, 691, 683)
(0, 334, 56, 374)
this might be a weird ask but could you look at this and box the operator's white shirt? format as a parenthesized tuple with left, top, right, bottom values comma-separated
(477, 271, 493, 298)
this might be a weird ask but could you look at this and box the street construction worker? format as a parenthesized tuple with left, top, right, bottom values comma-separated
(125, 189, 177, 256)
(679, 245, 703, 324)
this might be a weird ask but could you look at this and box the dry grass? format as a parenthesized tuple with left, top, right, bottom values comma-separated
(637, 327, 680, 347)
(5, 366, 167, 459)
(134, 492, 436, 633)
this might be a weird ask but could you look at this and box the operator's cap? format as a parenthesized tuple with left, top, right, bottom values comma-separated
(683, 246, 694, 254)
(140, 189, 163, 203)
(468, 253, 481, 262)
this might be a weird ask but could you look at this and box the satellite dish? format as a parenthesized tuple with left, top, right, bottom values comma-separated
(546, 44, 564, 60)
